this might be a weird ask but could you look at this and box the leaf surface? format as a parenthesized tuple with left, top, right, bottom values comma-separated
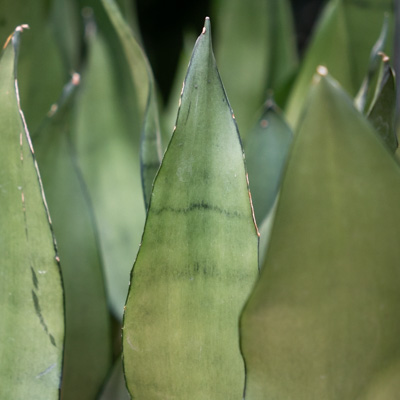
(354, 15, 389, 113)
(244, 99, 293, 225)
(367, 56, 398, 152)
(0, 27, 64, 400)
(123, 18, 259, 400)
(0, 0, 65, 133)
(285, 0, 394, 128)
(33, 76, 112, 400)
(102, 0, 162, 208)
(241, 71, 400, 400)
(72, 32, 145, 319)
(214, 0, 297, 138)
(98, 357, 130, 400)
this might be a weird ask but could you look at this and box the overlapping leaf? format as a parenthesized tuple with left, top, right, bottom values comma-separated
(354, 15, 389, 113)
(33, 76, 112, 400)
(367, 56, 397, 152)
(72, 32, 145, 320)
(244, 98, 293, 225)
(214, 0, 297, 138)
(0, 27, 64, 400)
(241, 70, 400, 400)
(98, 357, 130, 400)
(0, 0, 65, 133)
(286, 0, 394, 128)
(102, 0, 162, 208)
(122, 18, 259, 399)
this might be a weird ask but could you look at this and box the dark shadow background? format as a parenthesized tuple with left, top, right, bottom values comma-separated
(135, 0, 327, 102)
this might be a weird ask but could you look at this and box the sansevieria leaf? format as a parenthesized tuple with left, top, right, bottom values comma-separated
(102, 0, 162, 209)
(123, 18, 259, 399)
(241, 69, 400, 400)
(0, 0, 64, 134)
(244, 98, 293, 225)
(33, 76, 112, 400)
(354, 15, 389, 113)
(0, 27, 64, 399)
(98, 357, 130, 400)
(214, 0, 297, 137)
(72, 31, 145, 320)
(367, 55, 398, 152)
(285, 0, 394, 128)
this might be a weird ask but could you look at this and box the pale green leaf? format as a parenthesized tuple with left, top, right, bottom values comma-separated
(244, 98, 293, 225)
(0, 27, 64, 400)
(98, 357, 131, 400)
(286, 0, 394, 128)
(214, 0, 297, 138)
(162, 31, 196, 142)
(241, 71, 400, 400)
(50, 0, 82, 72)
(367, 55, 397, 152)
(72, 32, 145, 320)
(33, 76, 112, 399)
(0, 0, 65, 133)
(354, 15, 389, 113)
(122, 18, 259, 399)
(102, 0, 162, 209)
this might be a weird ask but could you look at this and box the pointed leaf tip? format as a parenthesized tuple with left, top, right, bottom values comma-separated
(317, 65, 328, 76)
(204, 16, 210, 28)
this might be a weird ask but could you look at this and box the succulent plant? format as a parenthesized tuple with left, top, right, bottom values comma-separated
(1, 0, 399, 399)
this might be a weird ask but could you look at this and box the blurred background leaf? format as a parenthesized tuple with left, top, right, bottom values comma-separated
(98, 357, 130, 400)
(71, 30, 145, 321)
(33, 76, 112, 400)
(213, 0, 298, 139)
(244, 97, 293, 226)
(366, 55, 398, 152)
(285, 0, 394, 128)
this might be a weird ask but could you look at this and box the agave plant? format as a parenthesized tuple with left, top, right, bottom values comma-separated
(1, 0, 400, 399)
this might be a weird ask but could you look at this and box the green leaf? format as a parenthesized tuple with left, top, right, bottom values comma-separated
(122, 18, 259, 399)
(102, 0, 162, 209)
(367, 55, 398, 152)
(140, 90, 163, 208)
(98, 357, 130, 400)
(0, 0, 65, 133)
(214, 0, 297, 138)
(354, 15, 389, 113)
(50, 0, 82, 72)
(33, 76, 112, 399)
(72, 32, 145, 320)
(162, 31, 196, 142)
(244, 98, 293, 225)
(286, 0, 394, 128)
(258, 196, 278, 269)
(241, 70, 400, 400)
(265, 0, 299, 104)
(0, 27, 64, 399)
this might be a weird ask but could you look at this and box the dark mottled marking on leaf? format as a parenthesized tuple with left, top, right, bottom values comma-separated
(152, 201, 242, 218)
(164, 262, 254, 281)
(49, 334, 56, 347)
(185, 101, 192, 124)
(31, 266, 38, 290)
(31, 290, 56, 347)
